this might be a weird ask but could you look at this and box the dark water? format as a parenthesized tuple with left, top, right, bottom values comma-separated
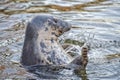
(0, 0, 120, 79)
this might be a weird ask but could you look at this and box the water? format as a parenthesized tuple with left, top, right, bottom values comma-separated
(0, 0, 120, 79)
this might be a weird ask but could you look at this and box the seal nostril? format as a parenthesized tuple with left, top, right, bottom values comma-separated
(59, 30, 63, 34)
(42, 60, 44, 63)
(67, 27, 71, 31)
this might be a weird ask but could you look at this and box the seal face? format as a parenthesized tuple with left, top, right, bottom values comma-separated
(21, 15, 72, 66)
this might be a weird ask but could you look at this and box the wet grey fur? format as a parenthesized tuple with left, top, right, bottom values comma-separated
(21, 15, 71, 66)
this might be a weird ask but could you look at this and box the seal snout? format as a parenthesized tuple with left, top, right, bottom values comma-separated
(60, 21, 71, 33)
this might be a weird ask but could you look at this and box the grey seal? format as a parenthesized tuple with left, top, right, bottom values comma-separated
(21, 15, 88, 71)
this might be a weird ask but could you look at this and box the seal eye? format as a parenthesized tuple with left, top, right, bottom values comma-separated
(53, 18, 58, 23)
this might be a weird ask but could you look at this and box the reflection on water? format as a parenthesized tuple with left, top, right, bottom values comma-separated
(0, 0, 120, 79)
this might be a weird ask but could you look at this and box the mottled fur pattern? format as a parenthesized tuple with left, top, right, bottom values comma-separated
(21, 15, 71, 66)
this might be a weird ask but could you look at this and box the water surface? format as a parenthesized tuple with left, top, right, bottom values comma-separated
(0, 0, 120, 79)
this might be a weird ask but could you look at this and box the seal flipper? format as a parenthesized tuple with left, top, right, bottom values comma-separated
(65, 46, 88, 70)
